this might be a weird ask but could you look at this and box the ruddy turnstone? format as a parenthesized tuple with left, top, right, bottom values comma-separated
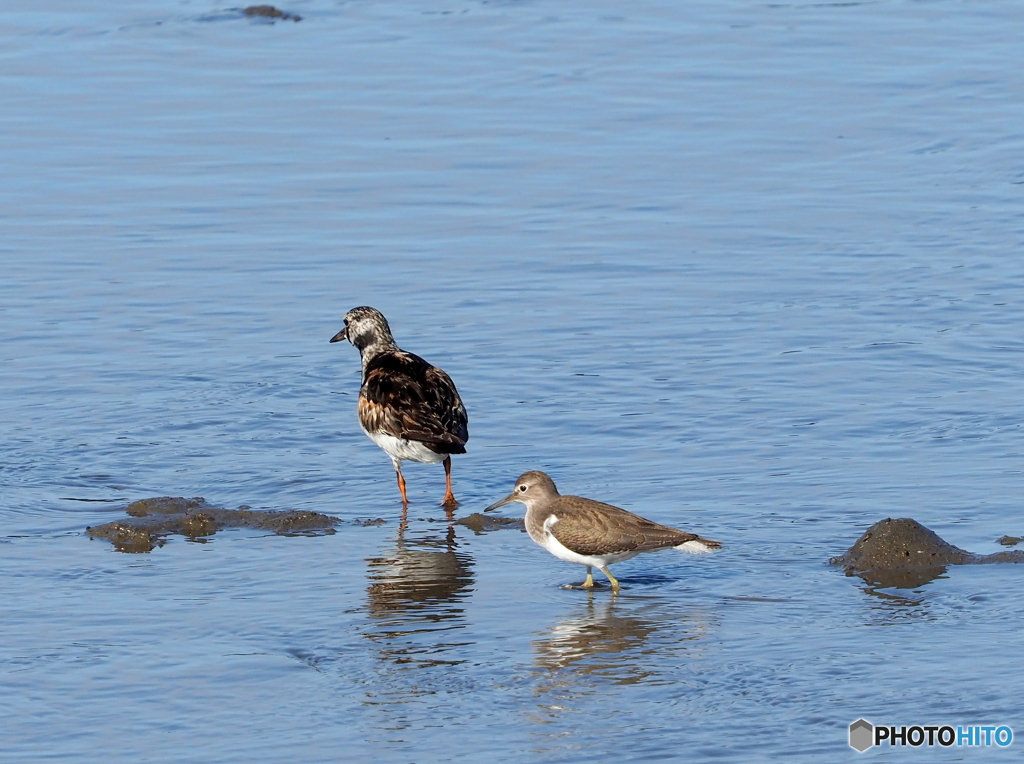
(330, 307, 468, 506)
(486, 471, 721, 591)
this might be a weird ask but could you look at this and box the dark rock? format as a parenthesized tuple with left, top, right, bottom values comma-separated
(998, 535, 1022, 547)
(242, 5, 301, 21)
(87, 497, 338, 552)
(89, 522, 165, 554)
(125, 496, 207, 517)
(831, 517, 1024, 588)
(983, 550, 1024, 563)
(455, 513, 525, 534)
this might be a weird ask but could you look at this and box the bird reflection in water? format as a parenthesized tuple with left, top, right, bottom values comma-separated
(364, 521, 475, 672)
(531, 594, 713, 705)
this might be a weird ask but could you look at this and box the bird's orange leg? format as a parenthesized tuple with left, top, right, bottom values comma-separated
(395, 467, 409, 505)
(441, 456, 458, 507)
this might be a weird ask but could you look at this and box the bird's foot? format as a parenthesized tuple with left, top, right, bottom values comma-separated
(600, 567, 621, 593)
(562, 581, 601, 590)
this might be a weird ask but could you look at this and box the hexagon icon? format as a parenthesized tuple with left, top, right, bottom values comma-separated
(849, 719, 874, 752)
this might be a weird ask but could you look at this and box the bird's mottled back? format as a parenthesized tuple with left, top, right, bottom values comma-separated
(361, 350, 468, 452)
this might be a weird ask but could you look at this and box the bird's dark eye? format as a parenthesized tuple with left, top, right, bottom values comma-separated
(518, 485, 527, 492)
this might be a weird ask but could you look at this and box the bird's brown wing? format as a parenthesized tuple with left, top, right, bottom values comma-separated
(360, 351, 468, 453)
(421, 363, 469, 444)
(547, 497, 707, 556)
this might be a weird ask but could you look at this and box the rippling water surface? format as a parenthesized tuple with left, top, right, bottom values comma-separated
(3, 1, 1024, 761)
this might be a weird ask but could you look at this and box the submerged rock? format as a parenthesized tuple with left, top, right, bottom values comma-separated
(87, 496, 338, 553)
(455, 512, 525, 534)
(242, 5, 301, 21)
(830, 517, 1024, 588)
(353, 517, 388, 527)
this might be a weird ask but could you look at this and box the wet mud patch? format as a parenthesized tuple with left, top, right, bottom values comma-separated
(831, 517, 1024, 588)
(87, 496, 338, 553)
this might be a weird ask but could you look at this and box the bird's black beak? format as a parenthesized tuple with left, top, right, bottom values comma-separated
(329, 326, 348, 344)
(484, 493, 517, 512)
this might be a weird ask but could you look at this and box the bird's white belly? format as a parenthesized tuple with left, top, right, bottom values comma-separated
(365, 429, 445, 464)
(535, 517, 641, 568)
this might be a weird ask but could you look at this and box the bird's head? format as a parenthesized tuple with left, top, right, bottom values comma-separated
(485, 470, 559, 511)
(330, 306, 397, 357)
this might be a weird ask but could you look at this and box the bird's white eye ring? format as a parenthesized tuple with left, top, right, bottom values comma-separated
(518, 484, 527, 492)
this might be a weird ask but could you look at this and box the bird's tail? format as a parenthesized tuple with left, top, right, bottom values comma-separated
(675, 536, 722, 554)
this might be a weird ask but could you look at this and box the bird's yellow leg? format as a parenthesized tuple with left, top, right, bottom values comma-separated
(601, 567, 620, 593)
(581, 567, 595, 588)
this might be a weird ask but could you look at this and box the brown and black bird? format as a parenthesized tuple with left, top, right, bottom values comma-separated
(330, 307, 468, 506)
(486, 471, 721, 592)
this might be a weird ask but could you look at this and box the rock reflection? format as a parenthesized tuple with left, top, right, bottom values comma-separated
(363, 522, 474, 671)
(858, 583, 935, 623)
(532, 596, 711, 692)
(848, 565, 948, 590)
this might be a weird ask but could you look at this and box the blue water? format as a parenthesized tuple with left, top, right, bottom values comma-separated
(3, 0, 1024, 761)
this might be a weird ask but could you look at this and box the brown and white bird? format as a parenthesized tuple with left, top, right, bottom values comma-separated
(486, 471, 721, 592)
(330, 307, 468, 506)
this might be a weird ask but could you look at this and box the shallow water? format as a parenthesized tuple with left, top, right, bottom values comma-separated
(3, 0, 1024, 761)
